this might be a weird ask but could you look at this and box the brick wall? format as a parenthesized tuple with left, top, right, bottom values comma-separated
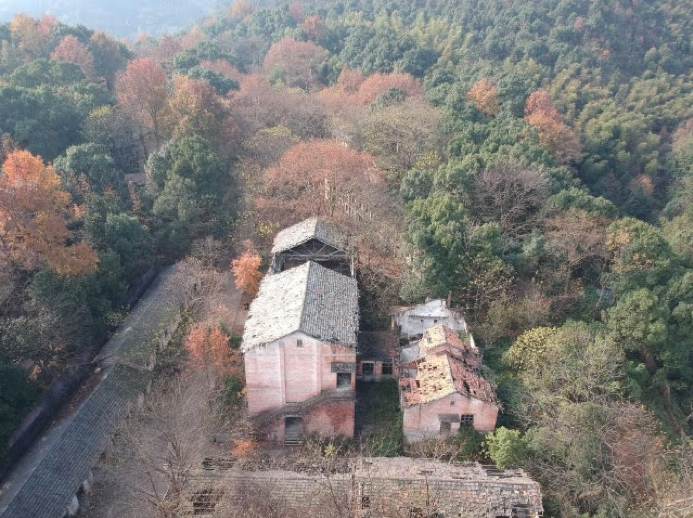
(403, 393, 499, 443)
(189, 458, 543, 518)
(245, 332, 356, 414)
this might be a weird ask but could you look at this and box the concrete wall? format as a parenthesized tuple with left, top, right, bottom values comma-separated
(402, 393, 499, 443)
(396, 300, 466, 339)
(245, 332, 356, 415)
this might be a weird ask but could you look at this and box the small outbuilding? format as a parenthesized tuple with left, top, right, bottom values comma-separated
(269, 217, 354, 276)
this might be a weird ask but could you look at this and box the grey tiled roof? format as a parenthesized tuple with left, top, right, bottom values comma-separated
(0, 365, 150, 518)
(242, 261, 359, 352)
(271, 217, 347, 254)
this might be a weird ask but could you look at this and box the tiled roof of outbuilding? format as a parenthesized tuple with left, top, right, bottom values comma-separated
(242, 261, 359, 352)
(271, 217, 347, 254)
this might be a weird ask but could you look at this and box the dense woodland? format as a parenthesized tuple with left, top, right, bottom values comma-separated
(1, 1, 693, 516)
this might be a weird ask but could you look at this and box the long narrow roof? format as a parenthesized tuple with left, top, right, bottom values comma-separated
(94, 264, 185, 369)
(0, 365, 149, 518)
(271, 217, 347, 254)
(242, 261, 359, 352)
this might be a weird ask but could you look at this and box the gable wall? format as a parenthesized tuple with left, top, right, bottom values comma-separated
(402, 393, 498, 443)
(245, 332, 356, 415)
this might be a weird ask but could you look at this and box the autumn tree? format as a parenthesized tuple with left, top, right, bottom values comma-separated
(230, 241, 262, 297)
(258, 139, 381, 222)
(355, 72, 423, 105)
(50, 35, 96, 80)
(263, 37, 327, 90)
(467, 78, 499, 117)
(185, 322, 232, 376)
(301, 15, 326, 41)
(9, 14, 50, 60)
(525, 90, 582, 164)
(115, 57, 169, 148)
(543, 208, 610, 294)
(0, 149, 97, 275)
(167, 74, 231, 148)
(229, 0, 254, 20)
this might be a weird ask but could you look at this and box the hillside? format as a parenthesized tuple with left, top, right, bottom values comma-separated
(0, 1, 692, 516)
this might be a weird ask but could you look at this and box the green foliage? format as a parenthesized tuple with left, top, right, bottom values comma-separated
(146, 136, 234, 254)
(219, 376, 244, 409)
(0, 364, 40, 463)
(484, 427, 526, 469)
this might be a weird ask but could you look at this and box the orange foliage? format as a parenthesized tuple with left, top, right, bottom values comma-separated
(229, 0, 254, 20)
(168, 75, 230, 143)
(116, 58, 169, 142)
(336, 66, 365, 93)
(0, 150, 97, 275)
(467, 78, 499, 116)
(230, 241, 263, 297)
(199, 59, 243, 82)
(51, 35, 96, 80)
(263, 37, 327, 90)
(525, 90, 582, 164)
(289, 1, 304, 22)
(155, 35, 182, 63)
(185, 323, 233, 375)
(320, 69, 423, 111)
(257, 139, 382, 224)
(231, 438, 255, 457)
(10, 14, 51, 58)
(301, 15, 326, 40)
(355, 72, 423, 104)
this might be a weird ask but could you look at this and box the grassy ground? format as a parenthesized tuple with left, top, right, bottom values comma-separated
(356, 379, 403, 456)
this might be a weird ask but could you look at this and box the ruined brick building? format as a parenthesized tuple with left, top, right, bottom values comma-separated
(243, 246, 359, 443)
(185, 457, 543, 518)
(399, 325, 499, 442)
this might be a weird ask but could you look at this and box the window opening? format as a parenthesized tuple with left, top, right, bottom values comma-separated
(296, 339, 303, 347)
(337, 372, 351, 388)
(382, 361, 393, 375)
(460, 414, 474, 426)
(363, 362, 374, 375)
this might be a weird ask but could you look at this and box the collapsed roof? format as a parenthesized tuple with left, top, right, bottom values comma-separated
(399, 324, 497, 407)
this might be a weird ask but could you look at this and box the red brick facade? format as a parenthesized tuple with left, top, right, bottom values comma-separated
(245, 332, 356, 442)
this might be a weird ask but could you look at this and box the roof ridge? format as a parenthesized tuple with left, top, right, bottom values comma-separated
(298, 260, 315, 333)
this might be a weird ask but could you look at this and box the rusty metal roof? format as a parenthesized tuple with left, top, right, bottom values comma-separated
(242, 261, 359, 352)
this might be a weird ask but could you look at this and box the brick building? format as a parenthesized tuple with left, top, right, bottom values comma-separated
(356, 331, 399, 381)
(243, 260, 359, 443)
(399, 325, 499, 442)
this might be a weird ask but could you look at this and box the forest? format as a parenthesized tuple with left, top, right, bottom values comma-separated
(0, 1, 693, 516)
